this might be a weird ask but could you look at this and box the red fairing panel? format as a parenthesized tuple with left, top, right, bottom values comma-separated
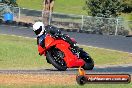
(38, 45, 45, 55)
(55, 42, 85, 67)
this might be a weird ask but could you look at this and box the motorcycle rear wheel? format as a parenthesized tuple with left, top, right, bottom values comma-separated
(46, 47, 67, 71)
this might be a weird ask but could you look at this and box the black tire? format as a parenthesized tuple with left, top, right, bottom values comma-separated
(46, 47, 67, 71)
(83, 57, 94, 70)
(79, 49, 94, 70)
(76, 75, 87, 85)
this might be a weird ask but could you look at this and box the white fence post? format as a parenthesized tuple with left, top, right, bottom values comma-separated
(81, 15, 84, 30)
(115, 18, 118, 35)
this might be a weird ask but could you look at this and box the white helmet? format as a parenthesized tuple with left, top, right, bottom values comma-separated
(33, 22, 45, 36)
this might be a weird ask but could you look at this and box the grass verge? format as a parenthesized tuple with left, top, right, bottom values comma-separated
(0, 34, 132, 69)
(17, 0, 86, 15)
(0, 34, 48, 69)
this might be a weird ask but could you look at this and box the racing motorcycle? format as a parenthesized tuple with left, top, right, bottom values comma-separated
(38, 33, 94, 71)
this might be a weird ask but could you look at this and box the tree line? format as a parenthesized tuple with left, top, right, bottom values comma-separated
(1, 0, 17, 6)
(84, 0, 132, 18)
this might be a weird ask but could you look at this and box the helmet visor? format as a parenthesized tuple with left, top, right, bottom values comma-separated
(34, 26, 42, 35)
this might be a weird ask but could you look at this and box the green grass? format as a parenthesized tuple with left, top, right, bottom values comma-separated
(81, 45, 132, 65)
(0, 83, 132, 88)
(54, 0, 86, 15)
(17, 0, 87, 15)
(17, 0, 43, 10)
(0, 34, 49, 69)
(121, 13, 132, 20)
(0, 34, 132, 69)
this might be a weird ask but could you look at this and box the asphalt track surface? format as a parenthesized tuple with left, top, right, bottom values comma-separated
(0, 66, 132, 74)
(0, 24, 132, 74)
(0, 24, 132, 53)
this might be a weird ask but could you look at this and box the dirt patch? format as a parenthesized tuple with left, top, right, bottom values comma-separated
(0, 74, 76, 85)
(0, 74, 131, 85)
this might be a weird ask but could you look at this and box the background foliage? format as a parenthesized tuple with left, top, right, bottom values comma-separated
(84, 0, 132, 18)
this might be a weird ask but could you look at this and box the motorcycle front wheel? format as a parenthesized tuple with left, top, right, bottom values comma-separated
(46, 47, 67, 71)
(79, 49, 94, 70)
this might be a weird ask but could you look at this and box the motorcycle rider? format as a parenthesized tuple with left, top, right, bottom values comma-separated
(33, 22, 79, 53)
